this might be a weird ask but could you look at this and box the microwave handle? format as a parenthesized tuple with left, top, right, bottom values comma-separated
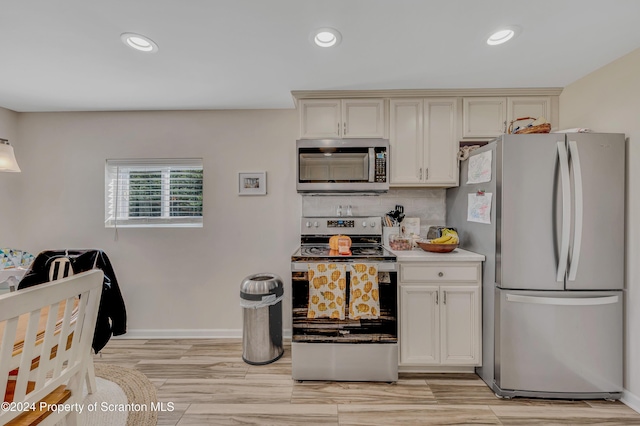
(368, 148, 375, 182)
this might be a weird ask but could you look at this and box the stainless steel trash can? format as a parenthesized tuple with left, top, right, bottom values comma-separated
(240, 273, 284, 365)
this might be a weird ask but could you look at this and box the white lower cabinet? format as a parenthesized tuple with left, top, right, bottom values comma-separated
(399, 262, 482, 369)
(400, 285, 440, 364)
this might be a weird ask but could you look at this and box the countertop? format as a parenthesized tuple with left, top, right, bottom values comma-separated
(386, 247, 485, 262)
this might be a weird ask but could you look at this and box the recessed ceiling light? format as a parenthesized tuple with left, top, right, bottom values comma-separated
(311, 28, 342, 48)
(487, 26, 520, 46)
(121, 32, 158, 53)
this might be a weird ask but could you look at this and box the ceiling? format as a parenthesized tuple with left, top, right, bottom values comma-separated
(2, 0, 640, 112)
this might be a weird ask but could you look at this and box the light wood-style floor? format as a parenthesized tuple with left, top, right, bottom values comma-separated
(94, 339, 640, 425)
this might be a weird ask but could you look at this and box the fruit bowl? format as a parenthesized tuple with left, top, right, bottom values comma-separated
(416, 241, 459, 253)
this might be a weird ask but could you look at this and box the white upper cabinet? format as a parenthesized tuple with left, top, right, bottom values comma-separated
(462, 97, 507, 138)
(463, 96, 552, 138)
(299, 99, 384, 139)
(507, 96, 551, 132)
(389, 99, 423, 184)
(299, 100, 341, 139)
(342, 99, 385, 138)
(424, 99, 459, 186)
(389, 98, 458, 187)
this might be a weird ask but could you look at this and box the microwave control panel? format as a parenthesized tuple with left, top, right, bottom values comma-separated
(375, 150, 387, 182)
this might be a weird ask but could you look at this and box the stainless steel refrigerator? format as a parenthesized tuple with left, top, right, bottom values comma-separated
(446, 133, 624, 399)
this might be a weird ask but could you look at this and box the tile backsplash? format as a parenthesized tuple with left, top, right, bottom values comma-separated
(302, 188, 446, 237)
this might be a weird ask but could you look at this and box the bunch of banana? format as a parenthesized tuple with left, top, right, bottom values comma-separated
(441, 228, 457, 236)
(431, 229, 459, 244)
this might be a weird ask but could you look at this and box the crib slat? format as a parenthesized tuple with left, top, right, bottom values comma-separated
(0, 317, 18, 402)
(13, 308, 42, 401)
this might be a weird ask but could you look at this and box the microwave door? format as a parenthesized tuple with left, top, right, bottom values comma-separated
(299, 152, 369, 182)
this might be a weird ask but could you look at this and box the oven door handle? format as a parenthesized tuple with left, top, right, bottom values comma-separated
(291, 262, 397, 272)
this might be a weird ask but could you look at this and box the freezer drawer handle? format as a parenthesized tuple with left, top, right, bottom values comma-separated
(506, 294, 619, 306)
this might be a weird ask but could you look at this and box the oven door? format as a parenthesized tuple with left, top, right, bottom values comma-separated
(296, 139, 389, 193)
(291, 262, 397, 344)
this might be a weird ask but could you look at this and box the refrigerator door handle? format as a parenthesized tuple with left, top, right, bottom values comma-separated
(556, 141, 571, 282)
(506, 294, 619, 306)
(568, 141, 583, 281)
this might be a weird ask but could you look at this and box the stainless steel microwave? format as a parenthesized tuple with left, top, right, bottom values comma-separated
(296, 139, 389, 193)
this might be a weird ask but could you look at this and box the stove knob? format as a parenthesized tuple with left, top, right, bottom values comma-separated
(362, 221, 367, 228)
(305, 221, 311, 228)
(369, 222, 376, 228)
(314, 221, 319, 228)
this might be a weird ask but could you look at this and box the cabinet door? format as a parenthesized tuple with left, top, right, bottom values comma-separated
(424, 98, 459, 186)
(507, 97, 551, 132)
(342, 99, 385, 138)
(399, 285, 439, 365)
(440, 286, 481, 365)
(462, 97, 506, 138)
(389, 99, 423, 184)
(299, 99, 341, 139)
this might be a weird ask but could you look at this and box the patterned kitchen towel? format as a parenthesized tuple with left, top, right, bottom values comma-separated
(307, 263, 346, 320)
(349, 263, 380, 320)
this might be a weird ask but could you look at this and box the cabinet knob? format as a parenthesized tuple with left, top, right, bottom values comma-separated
(438, 272, 444, 277)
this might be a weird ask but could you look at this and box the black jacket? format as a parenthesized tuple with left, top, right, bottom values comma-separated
(19, 249, 127, 352)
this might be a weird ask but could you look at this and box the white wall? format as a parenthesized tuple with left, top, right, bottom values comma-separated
(559, 47, 640, 411)
(13, 109, 300, 336)
(0, 107, 23, 245)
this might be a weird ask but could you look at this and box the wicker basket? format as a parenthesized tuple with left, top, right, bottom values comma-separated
(508, 117, 551, 134)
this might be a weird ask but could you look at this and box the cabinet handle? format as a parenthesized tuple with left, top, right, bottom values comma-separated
(425, 168, 429, 180)
(419, 168, 423, 180)
(344, 122, 347, 135)
(435, 292, 439, 305)
(337, 122, 340, 135)
(438, 272, 444, 277)
(444, 291, 447, 305)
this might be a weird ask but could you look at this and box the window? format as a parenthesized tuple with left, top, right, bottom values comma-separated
(105, 158, 203, 228)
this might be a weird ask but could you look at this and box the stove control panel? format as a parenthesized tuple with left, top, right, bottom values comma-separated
(301, 216, 381, 235)
(327, 220, 354, 228)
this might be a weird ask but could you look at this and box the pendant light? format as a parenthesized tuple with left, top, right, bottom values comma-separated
(0, 139, 21, 172)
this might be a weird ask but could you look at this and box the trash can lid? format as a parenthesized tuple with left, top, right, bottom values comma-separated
(240, 273, 283, 296)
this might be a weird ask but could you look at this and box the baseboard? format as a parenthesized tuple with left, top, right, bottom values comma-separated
(622, 388, 640, 414)
(399, 365, 476, 373)
(114, 328, 293, 340)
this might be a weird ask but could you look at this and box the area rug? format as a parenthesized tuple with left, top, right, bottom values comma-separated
(93, 363, 159, 426)
(56, 363, 158, 426)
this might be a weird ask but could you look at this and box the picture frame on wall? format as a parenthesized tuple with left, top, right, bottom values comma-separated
(238, 172, 267, 195)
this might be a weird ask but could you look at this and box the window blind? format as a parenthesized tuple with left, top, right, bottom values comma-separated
(105, 158, 203, 228)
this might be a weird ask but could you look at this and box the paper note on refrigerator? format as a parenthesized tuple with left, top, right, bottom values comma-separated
(468, 193, 493, 224)
(467, 150, 492, 184)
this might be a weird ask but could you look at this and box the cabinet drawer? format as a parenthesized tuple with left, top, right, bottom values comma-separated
(401, 264, 479, 283)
